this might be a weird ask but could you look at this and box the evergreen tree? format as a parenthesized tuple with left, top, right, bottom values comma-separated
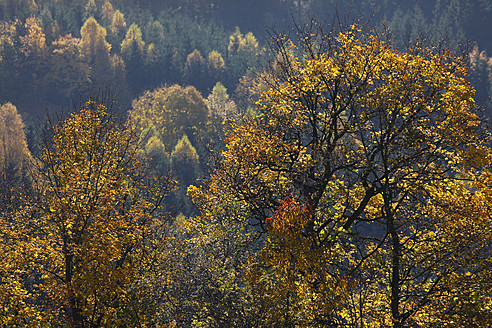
(171, 133, 200, 187)
(184, 49, 208, 93)
(120, 23, 145, 94)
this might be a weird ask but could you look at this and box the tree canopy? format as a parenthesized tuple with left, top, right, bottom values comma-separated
(190, 23, 492, 327)
(0, 1, 492, 326)
(0, 100, 173, 326)
(129, 84, 209, 152)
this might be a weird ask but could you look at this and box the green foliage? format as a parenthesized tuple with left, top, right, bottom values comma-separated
(171, 133, 200, 187)
(207, 49, 225, 85)
(207, 82, 236, 118)
(84, 0, 96, 20)
(0, 1, 266, 113)
(226, 27, 262, 86)
(145, 19, 164, 44)
(184, 49, 207, 93)
(121, 22, 144, 56)
(120, 23, 146, 93)
(129, 84, 208, 152)
(0, 0, 491, 118)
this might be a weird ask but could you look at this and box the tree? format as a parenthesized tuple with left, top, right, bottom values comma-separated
(144, 129, 169, 174)
(184, 49, 208, 93)
(0, 102, 31, 222)
(121, 23, 145, 60)
(0, 100, 172, 326)
(207, 82, 236, 118)
(79, 16, 112, 88)
(50, 33, 90, 101)
(227, 27, 262, 86)
(469, 45, 492, 111)
(0, 20, 17, 99)
(129, 84, 209, 153)
(190, 22, 492, 327)
(84, 0, 97, 21)
(207, 50, 225, 85)
(171, 134, 200, 187)
(168, 133, 201, 215)
(101, 1, 114, 25)
(109, 9, 126, 36)
(0, 102, 31, 178)
(161, 194, 261, 327)
(121, 23, 146, 94)
(145, 20, 164, 45)
(234, 70, 271, 114)
(0, 0, 36, 19)
(18, 17, 50, 105)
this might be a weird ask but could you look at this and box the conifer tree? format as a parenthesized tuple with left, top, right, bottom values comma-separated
(171, 134, 200, 187)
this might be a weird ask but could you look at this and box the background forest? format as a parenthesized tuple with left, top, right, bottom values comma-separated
(1, 0, 492, 212)
(0, 0, 492, 327)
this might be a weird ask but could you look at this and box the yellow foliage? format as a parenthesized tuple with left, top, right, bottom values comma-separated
(191, 23, 492, 327)
(0, 100, 172, 326)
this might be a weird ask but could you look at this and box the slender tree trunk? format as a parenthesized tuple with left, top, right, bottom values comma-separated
(64, 241, 84, 327)
(385, 192, 401, 328)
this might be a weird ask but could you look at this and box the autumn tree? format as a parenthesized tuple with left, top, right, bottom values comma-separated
(0, 99, 173, 326)
(19, 17, 47, 61)
(0, 102, 31, 216)
(207, 82, 236, 118)
(18, 17, 49, 105)
(121, 23, 145, 94)
(101, 1, 114, 25)
(184, 49, 208, 93)
(190, 22, 492, 327)
(79, 16, 112, 88)
(164, 192, 261, 327)
(0, 102, 30, 177)
(144, 129, 169, 174)
(109, 9, 125, 36)
(0, 20, 17, 98)
(50, 33, 90, 100)
(120, 23, 145, 61)
(129, 84, 209, 153)
(207, 50, 226, 86)
(171, 133, 200, 187)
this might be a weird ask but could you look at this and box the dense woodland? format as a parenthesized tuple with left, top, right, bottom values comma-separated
(0, 0, 492, 327)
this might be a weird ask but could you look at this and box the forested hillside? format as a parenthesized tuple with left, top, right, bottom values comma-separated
(1, 0, 492, 113)
(0, 0, 492, 327)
